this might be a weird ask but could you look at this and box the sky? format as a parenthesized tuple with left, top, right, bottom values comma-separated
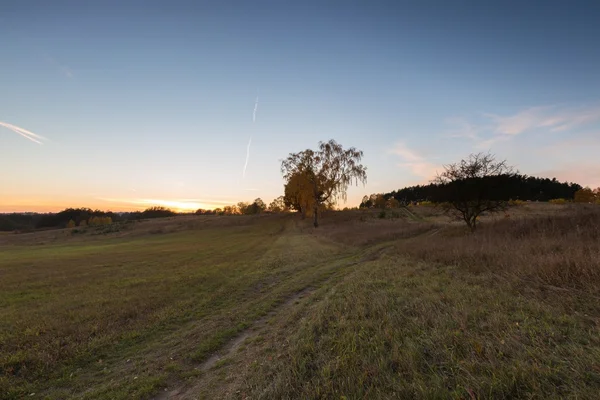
(2, 0, 600, 212)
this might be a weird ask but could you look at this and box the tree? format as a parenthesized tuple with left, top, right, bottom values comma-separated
(386, 197, 400, 209)
(281, 139, 367, 227)
(237, 202, 250, 214)
(141, 206, 176, 219)
(433, 152, 516, 232)
(373, 194, 387, 209)
(574, 187, 596, 203)
(283, 171, 315, 218)
(360, 195, 372, 209)
(245, 198, 266, 214)
(222, 205, 239, 215)
(268, 196, 287, 213)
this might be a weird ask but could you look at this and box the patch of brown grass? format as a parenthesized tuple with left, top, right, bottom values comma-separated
(306, 210, 438, 246)
(392, 205, 600, 294)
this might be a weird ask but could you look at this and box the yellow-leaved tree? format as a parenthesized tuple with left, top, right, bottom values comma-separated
(574, 187, 596, 203)
(281, 140, 367, 227)
(283, 171, 315, 219)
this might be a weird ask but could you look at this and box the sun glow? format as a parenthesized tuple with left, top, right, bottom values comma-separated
(98, 198, 230, 212)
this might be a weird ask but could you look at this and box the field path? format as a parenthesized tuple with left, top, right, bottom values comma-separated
(152, 240, 391, 400)
(153, 286, 315, 400)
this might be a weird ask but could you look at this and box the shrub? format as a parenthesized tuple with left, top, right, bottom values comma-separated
(378, 210, 386, 219)
(574, 187, 597, 203)
(549, 198, 568, 205)
(417, 201, 435, 207)
(509, 199, 526, 206)
(88, 216, 112, 226)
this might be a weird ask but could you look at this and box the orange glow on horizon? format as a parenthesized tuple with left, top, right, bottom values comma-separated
(0, 196, 232, 214)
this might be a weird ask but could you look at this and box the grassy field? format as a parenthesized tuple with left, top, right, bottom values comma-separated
(1, 204, 599, 399)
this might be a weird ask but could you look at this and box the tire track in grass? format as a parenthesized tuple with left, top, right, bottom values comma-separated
(153, 246, 392, 400)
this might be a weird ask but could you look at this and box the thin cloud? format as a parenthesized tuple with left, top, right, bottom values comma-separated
(253, 92, 259, 123)
(390, 143, 441, 180)
(445, 117, 482, 140)
(243, 90, 259, 179)
(0, 121, 46, 144)
(485, 105, 600, 136)
(445, 104, 600, 152)
(243, 137, 252, 178)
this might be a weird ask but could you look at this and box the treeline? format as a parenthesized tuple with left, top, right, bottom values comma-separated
(0, 206, 178, 232)
(196, 197, 288, 215)
(361, 175, 583, 207)
(0, 197, 292, 232)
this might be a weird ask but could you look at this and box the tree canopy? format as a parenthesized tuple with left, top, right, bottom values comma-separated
(281, 140, 367, 227)
(432, 153, 516, 231)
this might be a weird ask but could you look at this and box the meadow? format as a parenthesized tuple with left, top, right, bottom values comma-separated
(1, 203, 599, 399)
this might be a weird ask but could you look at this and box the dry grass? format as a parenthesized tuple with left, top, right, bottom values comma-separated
(0, 216, 347, 399)
(218, 205, 600, 399)
(311, 210, 437, 246)
(313, 204, 600, 294)
(2, 204, 600, 399)
(393, 205, 600, 294)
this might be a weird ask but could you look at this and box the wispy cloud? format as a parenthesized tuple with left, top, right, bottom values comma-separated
(0, 121, 46, 144)
(252, 92, 259, 123)
(243, 90, 259, 179)
(243, 137, 252, 178)
(446, 104, 600, 151)
(486, 105, 600, 136)
(390, 143, 441, 180)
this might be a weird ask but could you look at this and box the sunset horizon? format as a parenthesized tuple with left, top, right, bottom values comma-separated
(3, 1, 600, 213)
(3, 2, 600, 399)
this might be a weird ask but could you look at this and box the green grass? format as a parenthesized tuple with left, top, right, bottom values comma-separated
(0, 218, 349, 399)
(236, 257, 600, 399)
(2, 208, 599, 399)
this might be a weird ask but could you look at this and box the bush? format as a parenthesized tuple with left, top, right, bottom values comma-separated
(509, 199, 526, 206)
(549, 198, 568, 205)
(378, 210, 386, 219)
(88, 216, 112, 226)
(141, 207, 176, 219)
(416, 201, 435, 207)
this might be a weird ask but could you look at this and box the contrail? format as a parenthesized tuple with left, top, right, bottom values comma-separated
(0, 121, 45, 144)
(244, 90, 259, 178)
(243, 136, 252, 178)
(252, 93, 259, 123)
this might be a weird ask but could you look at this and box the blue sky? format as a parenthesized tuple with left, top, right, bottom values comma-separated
(2, 0, 600, 212)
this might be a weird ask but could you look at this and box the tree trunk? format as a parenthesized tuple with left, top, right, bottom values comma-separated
(468, 216, 477, 232)
(313, 205, 319, 228)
